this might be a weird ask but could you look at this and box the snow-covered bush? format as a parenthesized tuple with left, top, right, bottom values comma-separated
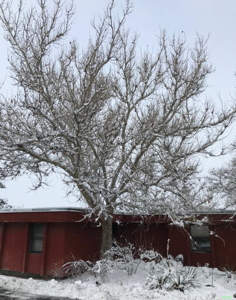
(105, 242, 164, 275)
(105, 242, 138, 275)
(145, 257, 201, 292)
(222, 267, 236, 283)
(89, 259, 115, 284)
(56, 243, 163, 281)
(55, 260, 93, 278)
(175, 254, 184, 263)
(140, 250, 163, 263)
(55, 258, 115, 283)
(57, 245, 179, 286)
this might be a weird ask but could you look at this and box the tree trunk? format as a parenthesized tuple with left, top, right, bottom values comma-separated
(100, 216, 113, 259)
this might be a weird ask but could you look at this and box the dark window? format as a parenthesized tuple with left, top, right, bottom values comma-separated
(29, 223, 44, 253)
(112, 223, 118, 240)
(190, 225, 211, 253)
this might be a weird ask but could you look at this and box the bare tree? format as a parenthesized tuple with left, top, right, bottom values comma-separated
(0, 0, 235, 257)
(0, 198, 12, 210)
(0, 182, 12, 209)
(207, 153, 236, 209)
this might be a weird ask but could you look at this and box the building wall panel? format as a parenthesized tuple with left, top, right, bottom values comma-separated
(115, 223, 168, 257)
(65, 223, 101, 263)
(0, 211, 236, 277)
(26, 253, 43, 275)
(189, 252, 212, 267)
(212, 224, 236, 269)
(1, 223, 28, 272)
(44, 223, 66, 276)
(168, 226, 188, 261)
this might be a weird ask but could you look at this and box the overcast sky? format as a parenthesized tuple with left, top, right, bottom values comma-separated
(1, 0, 236, 208)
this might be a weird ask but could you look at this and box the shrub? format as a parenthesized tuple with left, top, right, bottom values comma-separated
(105, 241, 139, 275)
(145, 257, 201, 292)
(140, 250, 163, 263)
(222, 266, 236, 283)
(55, 260, 93, 278)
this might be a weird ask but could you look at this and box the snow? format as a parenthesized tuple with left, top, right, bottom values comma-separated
(0, 264, 236, 299)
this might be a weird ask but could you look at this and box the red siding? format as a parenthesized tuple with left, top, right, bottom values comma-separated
(0, 211, 236, 277)
(168, 225, 214, 267)
(0, 222, 67, 276)
(25, 223, 66, 276)
(115, 223, 168, 257)
(26, 253, 43, 275)
(64, 223, 101, 263)
(212, 224, 236, 269)
(44, 223, 66, 276)
(0, 211, 86, 223)
(189, 252, 212, 267)
(168, 226, 188, 261)
(1, 223, 28, 272)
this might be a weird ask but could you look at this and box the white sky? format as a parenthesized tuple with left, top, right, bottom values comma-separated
(0, 0, 236, 208)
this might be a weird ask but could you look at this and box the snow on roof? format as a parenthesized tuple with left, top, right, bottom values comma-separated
(0, 207, 89, 213)
(0, 207, 235, 216)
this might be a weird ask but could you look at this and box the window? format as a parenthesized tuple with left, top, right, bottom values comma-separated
(112, 223, 118, 240)
(190, 225, 211, 253)
(29, 223, 44, 253)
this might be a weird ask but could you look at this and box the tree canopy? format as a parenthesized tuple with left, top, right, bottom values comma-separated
(208, 152, 236, 209)
(0, 0, 235, 255)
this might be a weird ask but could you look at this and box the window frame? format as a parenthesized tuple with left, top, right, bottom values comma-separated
(29, 223, 44, 254)
(190, 224, 211, 253)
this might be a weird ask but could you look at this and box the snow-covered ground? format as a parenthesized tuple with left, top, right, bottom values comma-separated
(0, 263, 235, 300)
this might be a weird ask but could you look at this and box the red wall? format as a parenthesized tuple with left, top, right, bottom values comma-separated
(0, 211, 97, 276)
(44, 223, 66, 276)
(168, 225, 214, 267)
(0, 223, 28, 273)
(25, 223, 67, 276)
(26, 253, 43, 275)
(211, 224, 236, 269)
(64, 223, 101, 263)
(168, 226, 188, 260)
(1, 211, 236, 277)
(115, 223, 168, 257)
(167, 224, 236, 269)
(0, 222, 67, 276)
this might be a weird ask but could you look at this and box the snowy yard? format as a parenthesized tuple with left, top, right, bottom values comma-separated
(0, 261, 236, 300)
